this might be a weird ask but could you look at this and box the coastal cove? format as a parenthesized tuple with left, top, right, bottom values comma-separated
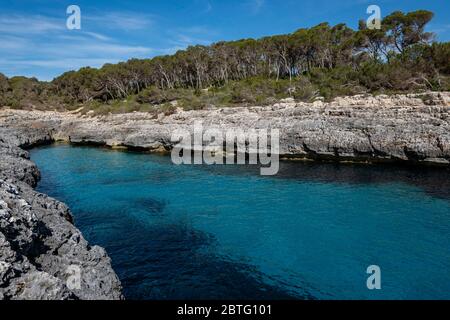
(0, 92, 449, 300)
(0, 1, 449, 303)
(31, 144, 450, 300)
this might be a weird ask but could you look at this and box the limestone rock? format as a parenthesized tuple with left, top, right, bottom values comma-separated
(1, 92, 449, 299)
(0, 124, 123, 300)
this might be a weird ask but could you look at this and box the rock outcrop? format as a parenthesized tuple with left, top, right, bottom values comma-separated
(0, 92, 449, 299)
(2, 92, 449, 165)
(0, 126, 123, 300)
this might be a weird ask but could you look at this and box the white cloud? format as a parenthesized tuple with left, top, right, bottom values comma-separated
(0, 14, 64, 34)
(167, 25, 219, 48)
(170, 34, 212, 46)
(0, 29, 153, 57)
(0, 35, 28, 50)
(5, 58, 119, 69)
(0, 12, 155, 79)
(155, 46, 188, 55)
(85, 12, 155, 31)
(84, 31, 112, 41)
(428, 23, 450, 34)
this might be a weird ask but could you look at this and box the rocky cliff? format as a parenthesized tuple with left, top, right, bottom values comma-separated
(0, 92, 449, 299)
(2, 92, 449, 164)
(0, 126, 123, 300)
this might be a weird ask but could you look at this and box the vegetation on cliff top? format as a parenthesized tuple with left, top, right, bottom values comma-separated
(0, 10, 449, 114)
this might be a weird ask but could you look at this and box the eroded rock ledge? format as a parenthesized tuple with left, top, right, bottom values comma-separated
(0, 92, 449, 299)
(0, 125, 123, 300)
(2, 92, 449, 165)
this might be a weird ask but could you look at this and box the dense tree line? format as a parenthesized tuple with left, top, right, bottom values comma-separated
(1, 10, 449, 110)
(0, 75, 53, 109)
(0, 73, 8, 106)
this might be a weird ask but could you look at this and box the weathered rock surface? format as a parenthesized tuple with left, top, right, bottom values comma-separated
(2, 92, 449, 164)
(0, 92, 449, 299)
(0, 126, 123, 300)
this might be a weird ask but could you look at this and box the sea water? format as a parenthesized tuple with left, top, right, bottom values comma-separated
(31, 145, 450, 300)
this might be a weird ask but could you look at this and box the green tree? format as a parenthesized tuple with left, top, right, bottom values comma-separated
(383, 10, 434, 53)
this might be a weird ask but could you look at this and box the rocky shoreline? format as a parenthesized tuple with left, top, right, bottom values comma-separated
(0, 92, 449, 299)
(0, 124, 123, 299)
(2, 92, 450, 163)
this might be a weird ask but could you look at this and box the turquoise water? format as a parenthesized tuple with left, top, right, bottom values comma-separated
(31, 145, 450, 300)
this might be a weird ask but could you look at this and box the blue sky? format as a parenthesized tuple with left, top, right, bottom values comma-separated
(1, 0, 449, 80)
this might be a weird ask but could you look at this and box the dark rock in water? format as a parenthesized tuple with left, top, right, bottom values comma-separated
(0, 126, 123, 300)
